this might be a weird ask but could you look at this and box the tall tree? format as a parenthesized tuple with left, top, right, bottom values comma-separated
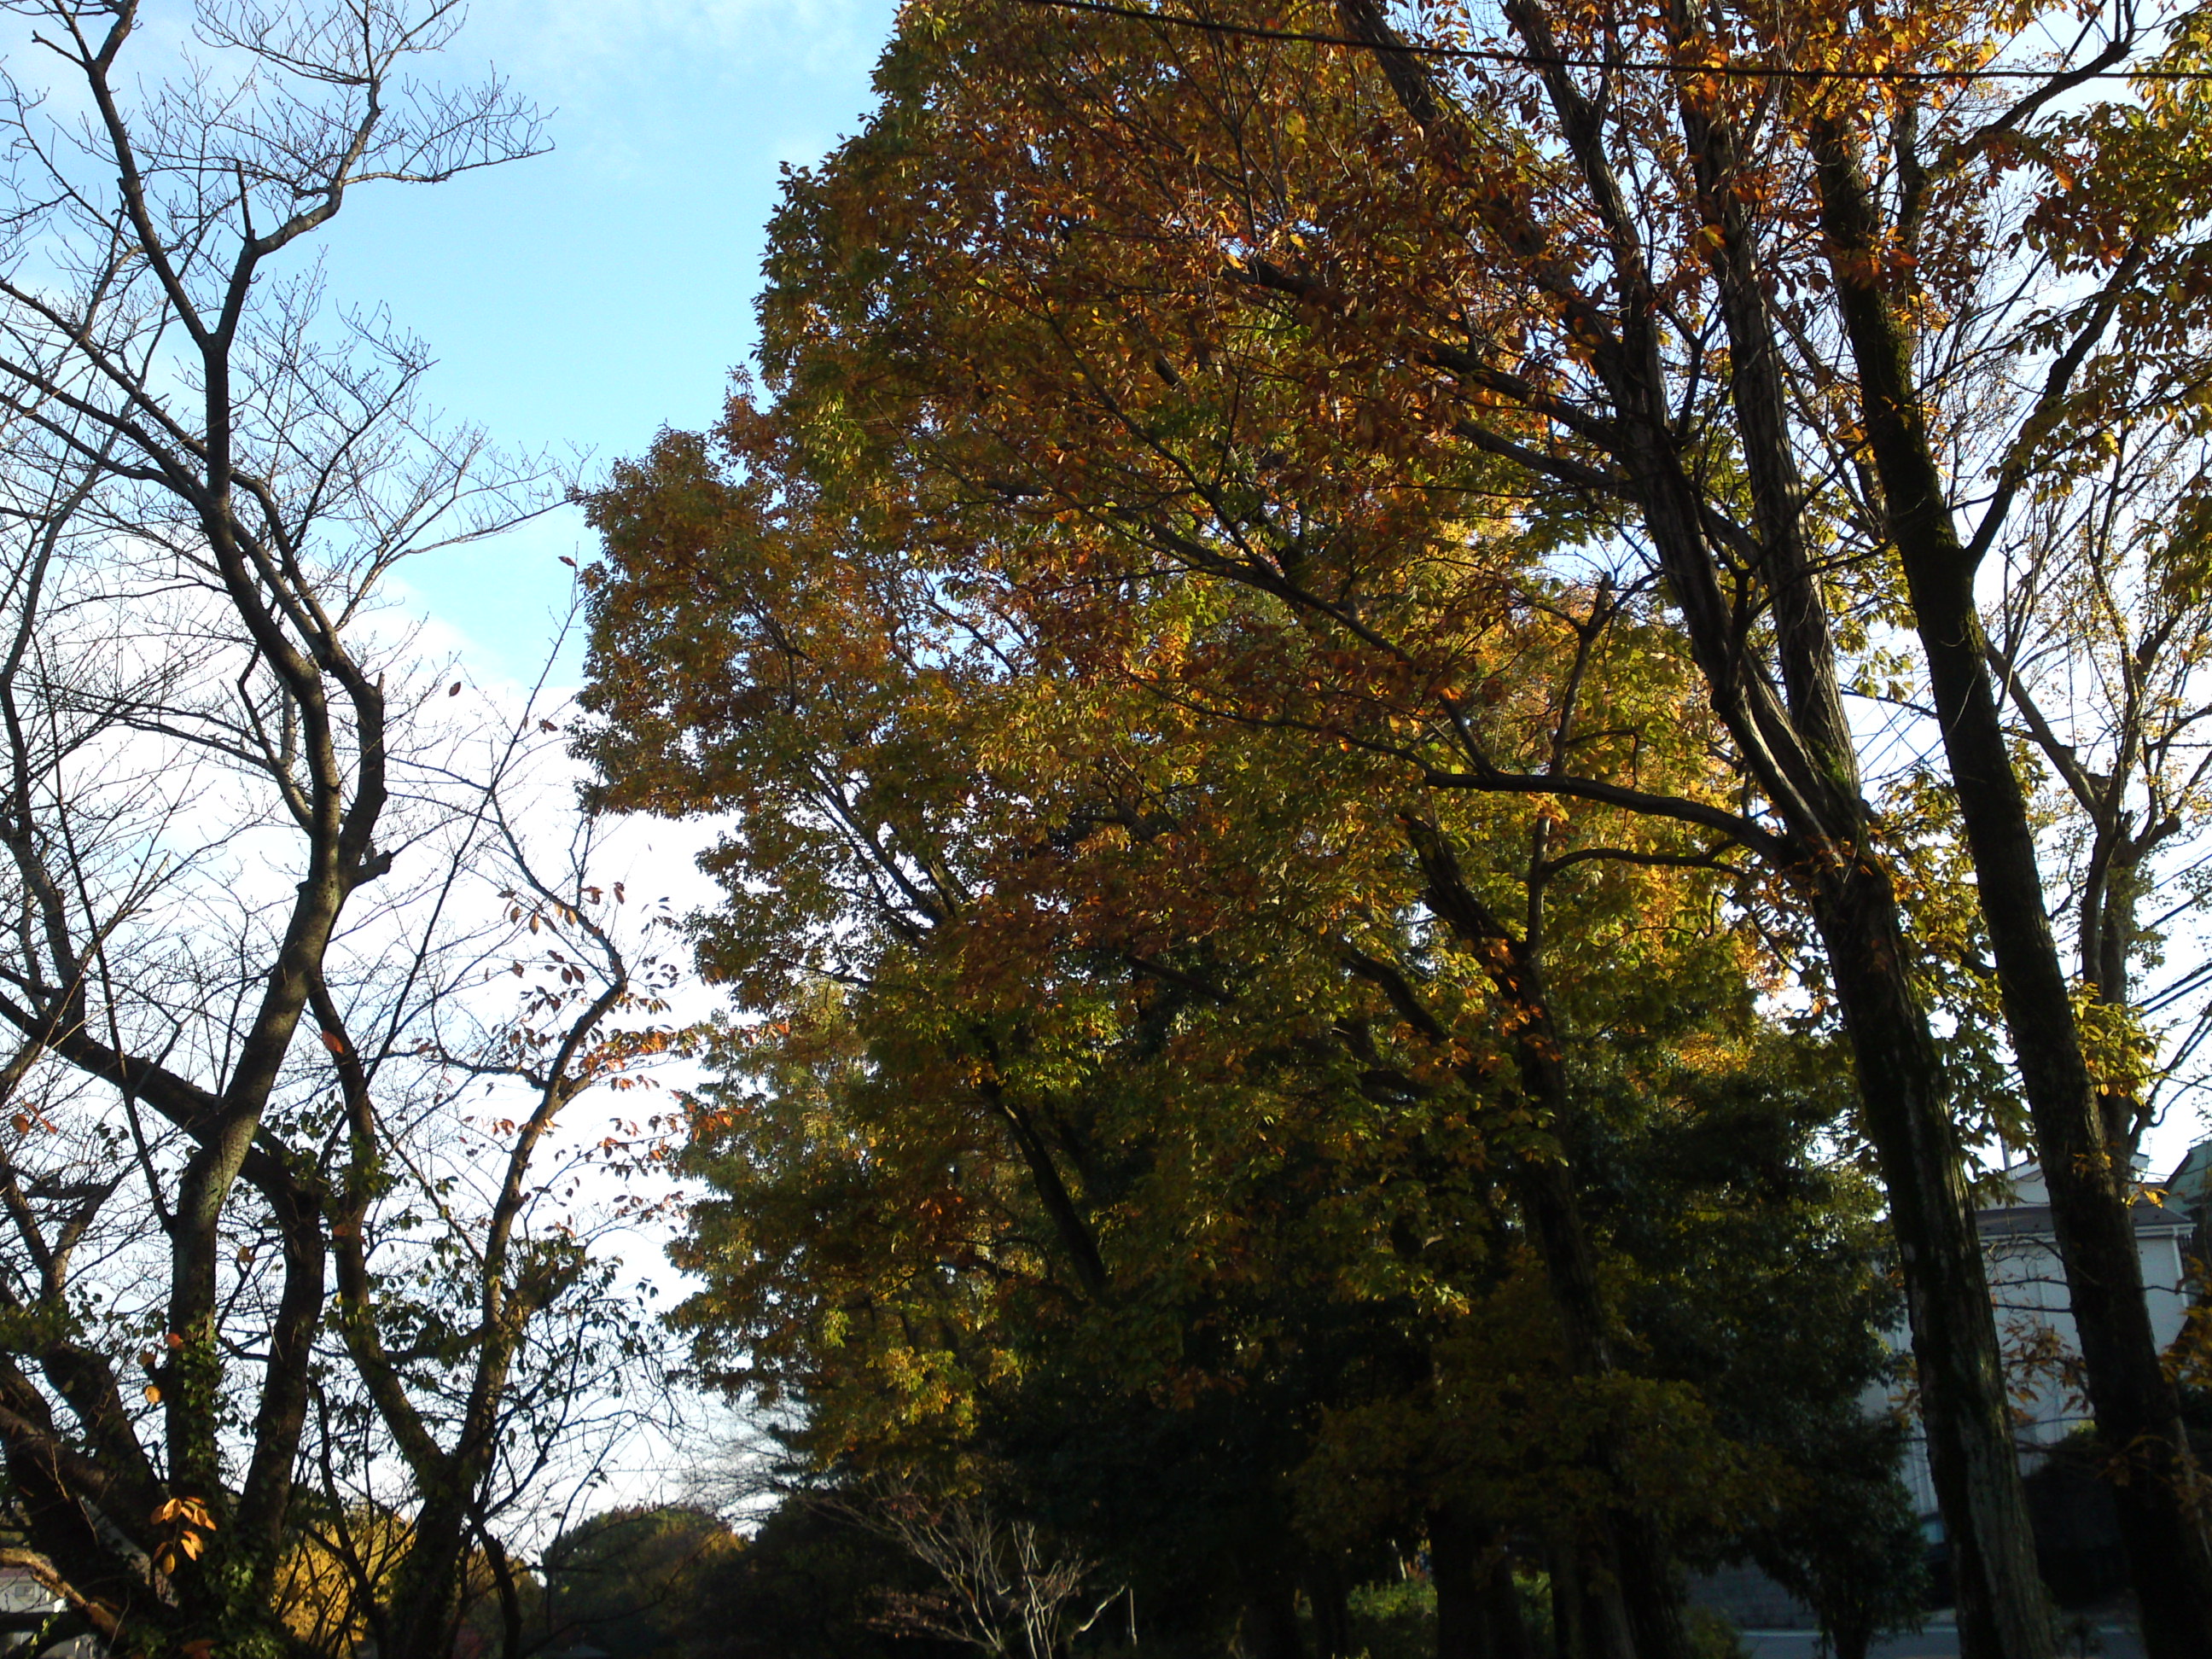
(590, 0, 2212, 1644)
(579, 408, 1912, 1658)
(0, 5, 675, 1654)
(1974, 302, 2212, 1162)
(1796, 24, 2212, 1637)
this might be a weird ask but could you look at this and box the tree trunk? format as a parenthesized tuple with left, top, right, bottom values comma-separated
(1409, 824, 1691, 1659)
(1808, 863, 2053, 1659)
(1483, 1541, 1537, 1659)
(1830, 1615, 1874, 1659)
(1509, 1159, 1690, 1659)
(1432, 1509, 1538, 1659)
(384, 1512, 469, 1659)
(1547, 1540, 1587, 1659)
(1599, 239, 2056, 1659)
(1328, 8, 2051, 1651)
(1906, 548, 2212, 1659)
(1243, 1559, 1307, 1659)
(1433, 1505, 1487, 1659)
(1815, 119, 2212, 1659)
(1307, 1556, 1353, 1659)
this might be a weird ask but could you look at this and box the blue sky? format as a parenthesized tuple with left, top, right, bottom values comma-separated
(233, 1, 917, 1359)
(317, 0, 904, 680)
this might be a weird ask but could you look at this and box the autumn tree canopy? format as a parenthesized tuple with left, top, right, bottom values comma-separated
(582, 265, 1916, 1659)
(579, 0, 2212, 1654)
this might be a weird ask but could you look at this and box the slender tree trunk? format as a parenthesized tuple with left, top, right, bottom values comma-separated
(1906, 552, 2212, 1659)
(2085, 851, 2147, 1159)
(1410, 825, 1691, 1659)
(1807, 862, 2052, 1659)
(1605, 386, 2053, 1659)
(1815, 121, 2212, 1659)
(1307, 1556, 1353, 1659)
(1547, 1539, 1587, 1659)
(1601, 249, 2055, 1659)
(1330, 5, 2048, 1648)
(1243, 1575, 1307, 1659)
(1483, 1534, 1537, 1659)
(1433, 1505, 1487, 1659)
(1313, 8, 2048, 1647)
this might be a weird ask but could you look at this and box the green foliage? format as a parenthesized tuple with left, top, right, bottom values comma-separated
(543, 1505, 741, 1659)
(1685, 1607, 1753, 1659)
(1338, 1580, 1436, 1659)
(597, 500, 1918, 1644)
(683, 1499, 965, 1659)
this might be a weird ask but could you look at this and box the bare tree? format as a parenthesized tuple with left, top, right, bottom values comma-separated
(0, 5, 679, 1655)
(823, 1478, 1123, 1659)
(1980, 375, 2212, 1162)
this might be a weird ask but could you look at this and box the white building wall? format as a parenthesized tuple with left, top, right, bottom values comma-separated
(1888, 1158, 2198, 1521)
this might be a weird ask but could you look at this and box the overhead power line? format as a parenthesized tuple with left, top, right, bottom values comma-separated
(1013, 0, 2212, 83)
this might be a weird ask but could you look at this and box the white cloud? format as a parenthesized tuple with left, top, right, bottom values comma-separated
(457, 0, 894, 102)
